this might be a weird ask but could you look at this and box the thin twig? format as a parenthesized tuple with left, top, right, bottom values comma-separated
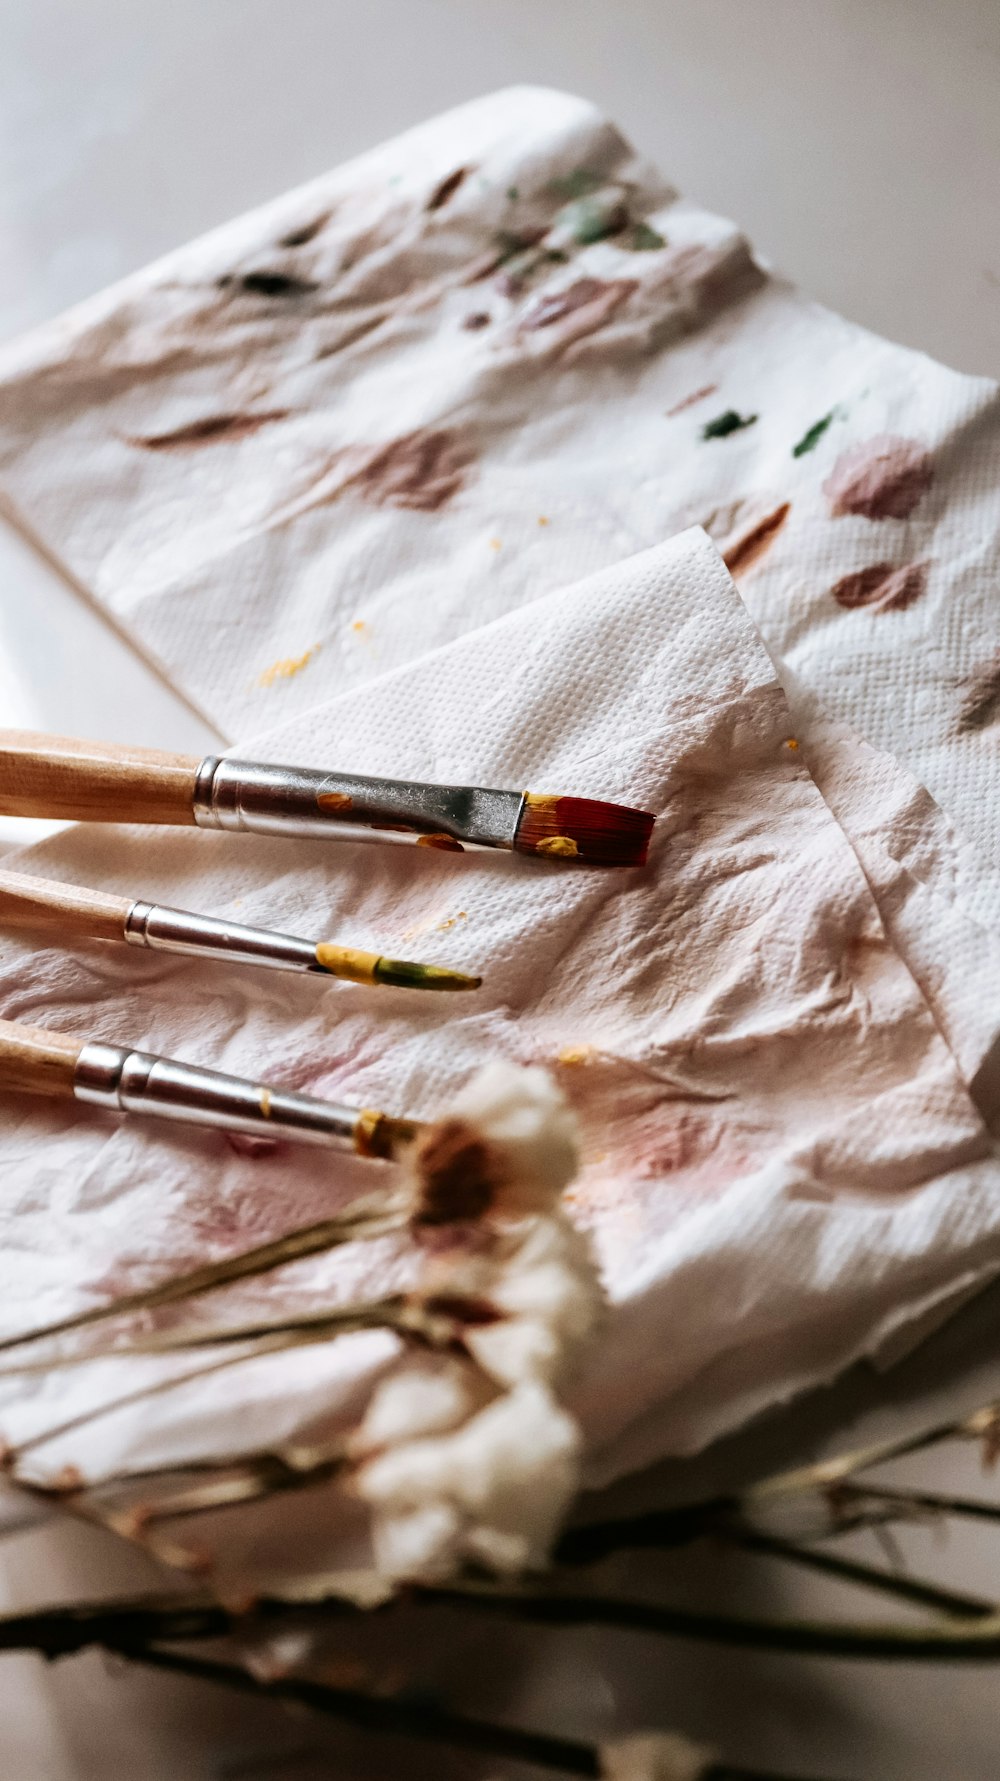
(0, 1194, 407, 1357)
(0, 1292, 450, 1372)
(728, 1528, 996, 1620)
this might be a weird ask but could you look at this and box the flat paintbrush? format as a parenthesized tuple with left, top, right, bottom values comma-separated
(0, 867, 480, 993)
(0, 1016, 418, 1159)
(0, 732, 656, 867)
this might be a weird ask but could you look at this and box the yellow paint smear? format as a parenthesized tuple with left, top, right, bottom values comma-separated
(351, 619, 367, 633)
(315, 943, 379, 984)
(257, 644, 321, 688)
(558, 1044, 597, 1067)
(489, 537, 502, 551)
(535, 835, 579, 858)
(538, 515, 550, 526)
(260, 1088, 273, 1118)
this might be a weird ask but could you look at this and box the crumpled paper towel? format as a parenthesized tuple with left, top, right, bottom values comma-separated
(3, 83, 1000, 1098)
(1, 530, 998, 1567)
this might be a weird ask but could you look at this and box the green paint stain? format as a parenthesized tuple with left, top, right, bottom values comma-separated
(549, 168, 604, 200)
(627, 222, 666, 251)
(506, 185, 519, 201)
(554, 194, 627, 245)
(792, 409, 838, 457)
(702, 409, 758, 440)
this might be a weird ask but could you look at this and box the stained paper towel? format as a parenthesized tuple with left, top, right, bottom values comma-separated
(0, 532, 998, 1579)
(2, 85, 1000, 1102)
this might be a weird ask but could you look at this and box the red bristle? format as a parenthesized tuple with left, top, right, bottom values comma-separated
(515, 795, 656, 867)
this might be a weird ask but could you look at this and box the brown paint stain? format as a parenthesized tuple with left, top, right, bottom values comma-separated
(462, 311, 491, 330)
(958, 655, 1000, 734)
(666, 383, 719, 418)
(426, 167, 470, 211)
(519, 276, 638, 342)
(830, 560, 929, 613)
(317, 791, 354, 813)
(279, 212, 331, 248)
(127, 410, 290, 451)
(351, 428, 472, 513)
(722, 502, 791, 577)
(823, 435, 934, 520)
(417, 833, 465, 852)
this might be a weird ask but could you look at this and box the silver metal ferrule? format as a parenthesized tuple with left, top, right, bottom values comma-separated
(192, 755, 525, 851)
(123, 900, 321, 974)
(74, 1039, 364, 1151)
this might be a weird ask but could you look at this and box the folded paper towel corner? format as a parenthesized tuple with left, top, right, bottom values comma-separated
(2, 85, 1000, 1580)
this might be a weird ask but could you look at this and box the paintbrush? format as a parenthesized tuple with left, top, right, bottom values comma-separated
(0, 1015, 418, 1159)
(0, 732, 656, 867)
(0, 867, 481, 993)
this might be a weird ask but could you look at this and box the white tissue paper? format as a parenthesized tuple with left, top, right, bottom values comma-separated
(1, 530, 999, 1589)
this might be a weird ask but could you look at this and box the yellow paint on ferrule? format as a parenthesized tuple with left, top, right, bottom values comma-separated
(353, 1109, 420, 1160)
(315, 943, 481, 993)
(315, 944, 382, 985)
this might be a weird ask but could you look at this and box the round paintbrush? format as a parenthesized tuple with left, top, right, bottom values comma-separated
(0, 868, 481, 993)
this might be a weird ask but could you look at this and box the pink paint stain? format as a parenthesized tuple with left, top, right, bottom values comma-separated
(823, 435, 933, 520)
(830, 560, 928, 612)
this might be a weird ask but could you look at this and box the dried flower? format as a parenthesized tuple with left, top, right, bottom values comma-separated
(407, 1060, 580, 1223)
(601, 1731, 715, 1781)
(355, 1062, 602, 1581)
(355, 1375, 580, 1579)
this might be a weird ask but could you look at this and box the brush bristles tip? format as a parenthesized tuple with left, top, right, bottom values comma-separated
(514, 794, 656, 867)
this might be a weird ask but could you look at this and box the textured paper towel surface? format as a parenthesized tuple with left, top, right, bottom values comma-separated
(3, 84, 1000, 1107)
(0, 84, 998, 882)
(1, 532, 998, 1561)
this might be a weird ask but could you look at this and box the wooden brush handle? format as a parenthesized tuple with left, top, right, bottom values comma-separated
(0, 1017, 81, 1097)
(0, 731, 201, 826)
(0, 868, 132, 944)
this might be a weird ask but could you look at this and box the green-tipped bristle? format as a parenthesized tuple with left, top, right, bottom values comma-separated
(373, 957, 482, 993)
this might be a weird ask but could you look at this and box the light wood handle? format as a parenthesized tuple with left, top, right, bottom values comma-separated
(0, 731, 201, 825)
(0, 868, 132, 944)
(0, 1016, 82, 1097)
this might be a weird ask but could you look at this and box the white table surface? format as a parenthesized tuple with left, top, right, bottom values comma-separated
(1, 5, 999, 1777)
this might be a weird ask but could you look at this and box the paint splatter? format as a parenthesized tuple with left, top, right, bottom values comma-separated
(830, 561, 928, 613)
(958, 656, 1000, 734)
(702, 409, 758, 440)
(538, 515, 550, 526)
(792, 409, 838, 458)
(784, 738, 800, 751)
(507, 185, 519, 201)
(279, 212, 330, 248)
(426, 167, 469, 212)
(126, 410, 290, 451)
(351, 429, 472, 513)
(257, 644, 321, 687)
(627, 222, 666, 251)
(550, 191, 629, 246)
(823, 435, 933, 519)
(666, 383, 718, 418)
(519, 277, 637, 342)
(489, 537, 501, 551)
(722, 502, 791, 576)
(417, 833, 464, 852)
(351, 619, 367, 634)
(462, 311, 491, 330)
(225, 270, 319, 299)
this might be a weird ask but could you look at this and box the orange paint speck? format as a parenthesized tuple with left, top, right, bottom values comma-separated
(489, 537, 502, 551)
(558, 1044, 598, 1067)
(417, 833, 465, 852)
(351, 619, 367, 633)
(538, 515, 550, 527)
(784, 738, 800, 751)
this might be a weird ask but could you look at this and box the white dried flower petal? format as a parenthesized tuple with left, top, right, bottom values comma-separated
(448, 1060, 580, 1211)
(601, 1731, 715, 1781)
(352, 1357, 492, 1458)
(356, 1380, 580, 1580)
(433, 1212, 605, 1390)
